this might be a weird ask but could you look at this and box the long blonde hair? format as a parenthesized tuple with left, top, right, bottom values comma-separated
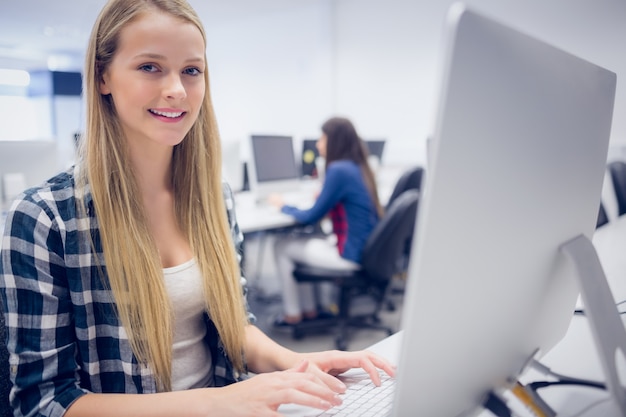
(77, 0, 248, 391)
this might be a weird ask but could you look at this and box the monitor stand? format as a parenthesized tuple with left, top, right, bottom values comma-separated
(560, 234, 626, 415)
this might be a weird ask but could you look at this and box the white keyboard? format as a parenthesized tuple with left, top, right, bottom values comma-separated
(316, 372, 395, 417)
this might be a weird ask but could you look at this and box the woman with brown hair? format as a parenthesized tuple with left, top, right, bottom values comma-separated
(270, 117, 384, 326)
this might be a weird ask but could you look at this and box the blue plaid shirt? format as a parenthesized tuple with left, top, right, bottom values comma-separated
(0, 167, 254, 417)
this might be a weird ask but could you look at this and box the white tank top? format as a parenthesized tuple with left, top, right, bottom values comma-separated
(163, 259, 214, 390)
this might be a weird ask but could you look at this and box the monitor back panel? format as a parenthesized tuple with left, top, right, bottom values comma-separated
(393, 4, 616, 416)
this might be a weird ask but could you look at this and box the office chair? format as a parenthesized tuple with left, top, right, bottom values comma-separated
(608, 160, 626, 217)
(596, 202, 609, 229)
(385, 166, 424, 210)
(1, 298, 11, 417)
(290, 189, 420, 350)
(383, 166, 424, 310)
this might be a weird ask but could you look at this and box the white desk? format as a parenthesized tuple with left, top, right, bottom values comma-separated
(234, 164, 408, 235)
(234, 191, 300, 234)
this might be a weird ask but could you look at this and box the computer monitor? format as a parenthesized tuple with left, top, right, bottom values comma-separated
(365, 140, 386, 175)
(300, 138, 386, 179)
(393, 4, 616, 416)
(365, 140, 386, 161)
(301, 139, 320, 178)
(248, 135, 301, 197)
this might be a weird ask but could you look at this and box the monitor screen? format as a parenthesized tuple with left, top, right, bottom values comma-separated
(301, 139, 320, 178)
(393, 4, 616, 416)
(250, 135, 299, 183)
(365, 140, 386, 161)
(300, 138, 386, 178)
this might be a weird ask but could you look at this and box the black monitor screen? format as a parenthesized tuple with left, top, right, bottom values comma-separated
(250, 135, 299, 182)
(301, 139, 319, 177)
(366, 140, 386, 160)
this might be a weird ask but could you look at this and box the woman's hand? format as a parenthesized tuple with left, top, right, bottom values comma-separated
(266, 193, 285, 208)
(298, 349, 396, 388)
(207, 360, 343, 417)
(238, 320, 395, 415)
(64, 360, 345, 417)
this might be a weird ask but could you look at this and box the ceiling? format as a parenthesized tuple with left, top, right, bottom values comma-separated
(0, 0, 316, 71)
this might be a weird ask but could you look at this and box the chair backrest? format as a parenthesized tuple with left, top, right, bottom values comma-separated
(608, 160, 626, 216)
(362, 189, 419, 282)
(596, 202, 609, 228)
(1, 298, 11, 417)
(386, 166, 424, 210)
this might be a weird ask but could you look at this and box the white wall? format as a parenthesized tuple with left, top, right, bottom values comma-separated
(333, 0, 626, 167)
(0, 141, 59, 209)
(2, 0, 624, 170)
(0, 96, 53, 141)
(201, 1, 334, 161)
(52, 95, 83, 169)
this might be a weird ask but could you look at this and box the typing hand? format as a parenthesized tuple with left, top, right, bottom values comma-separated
(299, 349, 396, 388)
(267, 193, 285, 208)
(208, 360, 343, 417)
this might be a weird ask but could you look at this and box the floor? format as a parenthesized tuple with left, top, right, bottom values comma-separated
(243, 233, 405, 353)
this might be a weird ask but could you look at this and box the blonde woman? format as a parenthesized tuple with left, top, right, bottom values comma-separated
(0, 1, 394, 416)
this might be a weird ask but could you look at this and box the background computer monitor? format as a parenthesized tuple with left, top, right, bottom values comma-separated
(248, 135, 301, 196)
(301, 138, 319, 178)
(393, 4, 616, 416)
(300, 138, 387, 179)
(365, 139, 386, 162)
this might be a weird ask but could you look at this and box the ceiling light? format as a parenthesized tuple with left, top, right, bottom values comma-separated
(0, 69, 30, 87)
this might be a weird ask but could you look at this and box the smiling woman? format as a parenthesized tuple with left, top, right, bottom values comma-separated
(98, 10, 206, 151)
(0, 1, 395, 416)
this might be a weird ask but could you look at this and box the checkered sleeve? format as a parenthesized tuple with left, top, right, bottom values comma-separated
(222, 182, 256, 324)
(0, 191, 87, 417)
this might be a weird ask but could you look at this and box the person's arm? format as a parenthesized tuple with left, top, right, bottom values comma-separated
(63, 326, 350, 417)
(64, 359, 343, 417)
(65, 391, 217, 417)
(243, 325, 302, 373)
(0, 193, 89, 417)
(243, 324, 396, 389)
(64, 325, 395, 417)
(280, 163, 346, 224)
